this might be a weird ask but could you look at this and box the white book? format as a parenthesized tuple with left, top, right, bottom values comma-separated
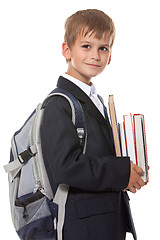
(123, 114, 136, 164)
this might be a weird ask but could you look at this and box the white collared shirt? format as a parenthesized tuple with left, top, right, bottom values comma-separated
(62, 73, 105, 117)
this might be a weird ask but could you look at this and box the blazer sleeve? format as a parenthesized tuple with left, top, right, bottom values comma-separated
(41, 95, 130, 192)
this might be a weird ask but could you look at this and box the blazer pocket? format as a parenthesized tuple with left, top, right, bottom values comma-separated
(76, 195, 115, 219)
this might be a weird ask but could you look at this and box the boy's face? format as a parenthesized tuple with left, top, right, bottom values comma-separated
(62, 31, 112, 85)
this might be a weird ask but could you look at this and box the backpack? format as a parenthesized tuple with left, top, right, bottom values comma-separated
(4, 87, 87, 240)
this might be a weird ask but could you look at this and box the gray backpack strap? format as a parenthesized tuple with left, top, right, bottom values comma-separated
(53, 184, 69, 240)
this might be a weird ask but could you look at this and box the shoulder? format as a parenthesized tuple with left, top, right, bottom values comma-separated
(44, 94, 72, 118)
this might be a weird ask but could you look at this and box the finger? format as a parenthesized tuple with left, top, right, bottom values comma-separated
(133, 183, 141, 190)
(129, 185, 137, 194)
(135, 165, 143, 175)
(138, 177, 145, 187)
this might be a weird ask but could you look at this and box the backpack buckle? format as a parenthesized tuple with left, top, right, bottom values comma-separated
(77, 128, 85, 140)
(18, 147, 36, 164)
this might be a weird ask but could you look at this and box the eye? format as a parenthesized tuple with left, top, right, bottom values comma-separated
(82, 45, 91, 49)
(99, 46, 109, 52)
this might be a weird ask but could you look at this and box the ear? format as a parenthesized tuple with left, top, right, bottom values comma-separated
(62, 42, 71, 61)
(107, 54, 111, 65)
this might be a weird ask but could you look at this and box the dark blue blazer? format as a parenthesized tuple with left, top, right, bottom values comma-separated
(41, 76, 137, 240)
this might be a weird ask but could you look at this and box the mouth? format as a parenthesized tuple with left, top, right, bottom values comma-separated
(85, 63, 101, 68)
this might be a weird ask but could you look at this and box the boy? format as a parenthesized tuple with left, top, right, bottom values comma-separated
(41, 9, 145, 240)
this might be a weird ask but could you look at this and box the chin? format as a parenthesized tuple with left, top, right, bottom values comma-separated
(89, 72, 100, 78)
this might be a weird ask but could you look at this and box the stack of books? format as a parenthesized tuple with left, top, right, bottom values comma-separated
(108, 95, 149, 183)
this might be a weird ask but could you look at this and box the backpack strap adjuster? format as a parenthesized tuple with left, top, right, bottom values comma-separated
(18, 147, 35, 164)
(4, 144, 38, 182)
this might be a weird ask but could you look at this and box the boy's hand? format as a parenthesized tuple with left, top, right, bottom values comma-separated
(124, 163, 145, 193)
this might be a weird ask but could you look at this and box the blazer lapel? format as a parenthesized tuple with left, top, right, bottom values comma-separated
(57, 76, 115, 154)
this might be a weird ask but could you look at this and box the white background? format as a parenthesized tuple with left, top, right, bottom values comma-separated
(0, 0, 159, 239)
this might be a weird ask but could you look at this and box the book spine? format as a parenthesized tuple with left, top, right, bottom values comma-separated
(141, 115, 149, 182)
(123, 114, 136, 164)
(133, 114, 138, 165)
(118, 122, 127, 157)
(108, 95, 121, 157)
(133, 114, 149, 183)
(123, 115, 129, 156)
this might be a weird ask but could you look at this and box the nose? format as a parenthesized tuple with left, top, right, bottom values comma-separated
(90, 49, 100, 61)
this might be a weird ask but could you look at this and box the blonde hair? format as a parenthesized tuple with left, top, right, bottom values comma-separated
(64, 9, 115, 49)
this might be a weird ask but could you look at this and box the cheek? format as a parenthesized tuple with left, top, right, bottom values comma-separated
(102, 54, 110, 66)
(71, 53, 85, 68)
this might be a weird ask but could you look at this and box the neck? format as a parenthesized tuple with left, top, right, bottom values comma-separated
(66, 66, 92, 86)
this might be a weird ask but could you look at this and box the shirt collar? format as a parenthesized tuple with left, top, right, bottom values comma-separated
(62, 73, 97, 98)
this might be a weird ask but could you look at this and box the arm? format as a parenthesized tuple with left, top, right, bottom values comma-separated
(41, 96, 131, 192)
